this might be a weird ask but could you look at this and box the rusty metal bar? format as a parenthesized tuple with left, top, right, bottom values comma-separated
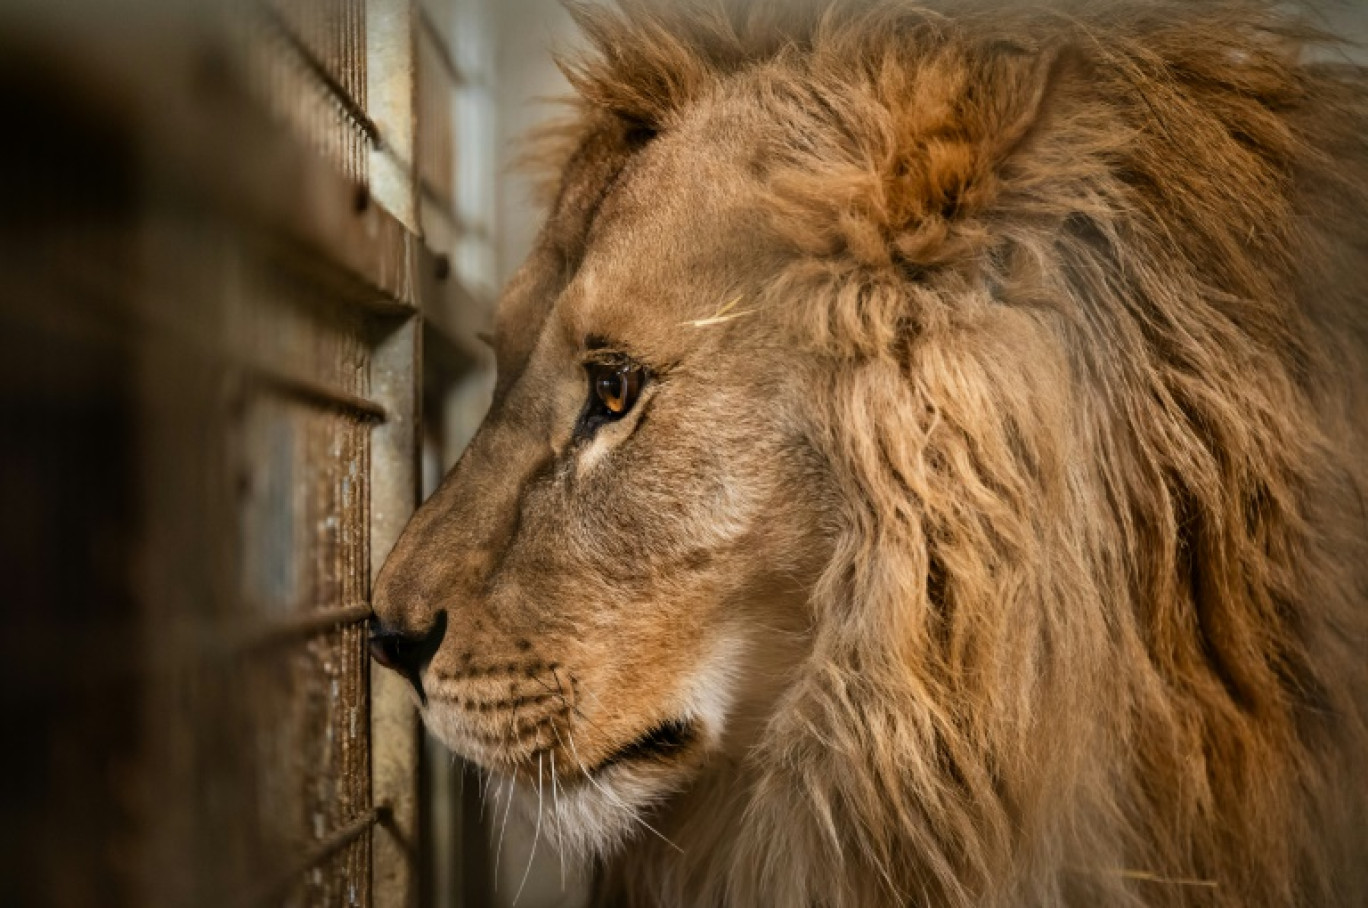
(13, 23, 426, 308)
(243, 807, 381, 907)
(0, 4, 430, 906)
(232, 602, 373, 650)
(151, 604, 376, 669)
(251, 370, 388, 423)
(300, 808, 380, 870)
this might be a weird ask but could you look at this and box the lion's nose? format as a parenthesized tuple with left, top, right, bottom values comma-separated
(369, 611, 447, 703)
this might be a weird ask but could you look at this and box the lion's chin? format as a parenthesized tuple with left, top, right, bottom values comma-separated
(416, 696, 704, 850)
(463, 723, 700, 862)
(558, 747, 699, 858)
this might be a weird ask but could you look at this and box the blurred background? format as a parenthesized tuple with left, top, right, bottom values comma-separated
(0, 1, 1364, 907)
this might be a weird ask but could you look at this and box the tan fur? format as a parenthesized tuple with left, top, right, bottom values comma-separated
(372, 2, 1368, 905)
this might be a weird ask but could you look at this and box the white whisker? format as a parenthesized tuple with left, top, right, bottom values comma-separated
(680, 294, 754, 328)
(494, 772, 516, 886)
(560, 723, 685, 854)
(513, 754, 545, 907)
(494, 699, 524, 887)
(482, 773, 500, 828)
(551, 750, 566, 891)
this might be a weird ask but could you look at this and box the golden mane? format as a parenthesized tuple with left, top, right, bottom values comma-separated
(542, 1, 1368, 905)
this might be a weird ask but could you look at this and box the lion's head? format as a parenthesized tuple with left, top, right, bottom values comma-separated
(373, 2, 1368, 905)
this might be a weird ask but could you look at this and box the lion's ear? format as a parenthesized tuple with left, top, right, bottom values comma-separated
(872, 40, 1064, 265)
(559, 0, 721, 130)
(960, 41, 1065, 165)
(774, 37, 1066, 270)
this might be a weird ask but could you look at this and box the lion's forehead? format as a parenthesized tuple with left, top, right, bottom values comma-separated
(537, 203, 767, 368)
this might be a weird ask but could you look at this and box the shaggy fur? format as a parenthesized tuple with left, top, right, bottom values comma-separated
(373, 2, 1368, 906)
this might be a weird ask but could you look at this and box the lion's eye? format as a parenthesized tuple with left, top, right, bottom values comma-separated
(591, 364, 644, 417)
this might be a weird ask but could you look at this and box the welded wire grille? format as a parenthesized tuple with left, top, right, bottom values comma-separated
(0, 0, 437, 905)
(231, 355, 375, 908)
(243, 0, 373, 186)
(0, 0, 499, 902)
(130, 216, 389, 905)
(133, 12, 386, 894)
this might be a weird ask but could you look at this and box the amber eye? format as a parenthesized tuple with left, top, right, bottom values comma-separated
(593, 365, 644, 416)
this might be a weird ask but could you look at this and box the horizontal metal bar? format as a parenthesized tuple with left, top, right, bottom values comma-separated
(3, 603, 374, 689)
(256, 0, 381, 144)
(300, 807, 379, 868)
(252, 370, 388, 422)
(232, 602, 373, 650)
(163, 603, 374, 665)
(243, 807, 380, 906)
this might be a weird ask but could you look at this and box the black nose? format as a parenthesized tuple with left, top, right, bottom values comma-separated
(369, 611, 447, 704)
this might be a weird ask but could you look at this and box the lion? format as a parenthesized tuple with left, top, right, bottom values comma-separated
(370, 1, 1368, 905)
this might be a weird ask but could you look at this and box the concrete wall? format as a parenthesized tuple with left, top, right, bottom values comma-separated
(493, 0, 580, 289)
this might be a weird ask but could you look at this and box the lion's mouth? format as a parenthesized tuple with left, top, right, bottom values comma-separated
(590, 717, 697, 775)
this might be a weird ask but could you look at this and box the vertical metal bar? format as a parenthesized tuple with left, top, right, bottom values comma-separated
(366, 0, 420, 230)
(369, 311, 422, 908)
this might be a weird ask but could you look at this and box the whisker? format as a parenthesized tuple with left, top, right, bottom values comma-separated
(531, 670, 687, 856)
(523, 674, 621, 753)
(493, 697, 524, 889)
(575, 677, 609, 714)
(483, 774, 502, 837)
(550, 750, 566, 891)
(558, 723, 685, 855)
(529, 668, 617, 745)
(680, 294, 754, 328)
(513, 753, 545, 907)
(494, 771, 517, 887)
(541, 673, 686, 854)
(681, 308, 756, 328)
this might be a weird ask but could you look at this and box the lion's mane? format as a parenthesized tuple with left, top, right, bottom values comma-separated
(555, 2, 1368, 905)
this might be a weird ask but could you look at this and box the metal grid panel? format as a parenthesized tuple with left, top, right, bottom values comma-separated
(132, 215, 387, 906)
(234, 394, 373, 907)
(243, 0, 374, 185)
(263, 0, 369, 101)
(0, 0, 500, 902)
(0, 1, 439, 903)
(232, 271, 375, 908)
